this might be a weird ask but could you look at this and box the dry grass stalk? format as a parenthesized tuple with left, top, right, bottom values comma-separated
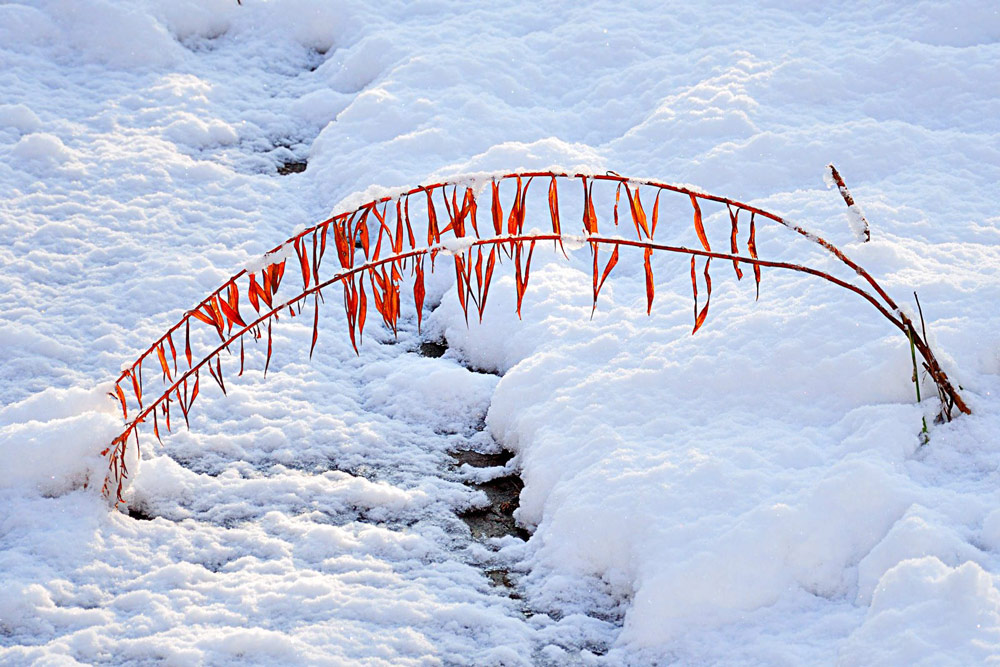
(100, 171, 969, 505)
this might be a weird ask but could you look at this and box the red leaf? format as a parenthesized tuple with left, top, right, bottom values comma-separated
(748, 212, 760, 300)
(358, 208, 373, 259)
(692, 258, 712, 334)
(426, 189, 440, 246)
(404, 196, 416, 250)
(491, 180, 503, 236)
(185, 320, 192, 367)
(166, 333, 177, 374)
(515, 240, 536, 318)
(650, 190, 661, 238)
(247, 274, 261, 312)
(239, 338, 245, 376)
(644, 247, 654, 315)
(690, 194, 710, 252)
(454, 254, 469, 323)
(582, 179, 598, 235)
(394, 201, 404, 254)
(114, 384, 127, 421)
(357, 280, 367, 343)
(156, 344, 171, 381)
(218, 293, 246, 329)
(548, 176, 563, 251)
(190, 370, 200, 408)
(594, 243, 619, 309)
(414, 258, 426, 331)
(294, 237, 311, 289)
(264, 320, 273, 376)
(507, 176, 524, 236)
(464, 187, 479, 237)
(310, 294, 320, 358)
(479, 246, 497, 321)
(613, 183, 622, 227)
(272, 260, 285, 294)
(690, 255, 698, 327)
(728, 205, 743, 280)
(628, 185, 650, 239)
(189, 307, 215, 328)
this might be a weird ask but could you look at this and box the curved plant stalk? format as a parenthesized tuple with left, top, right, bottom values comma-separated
(100, 172, 970, 505)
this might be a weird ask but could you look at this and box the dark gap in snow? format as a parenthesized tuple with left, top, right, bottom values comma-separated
(127, 505, 155, 521)
(276, 158, 308, 175)
(418, 341, 447, 358)
(453, 448, 530, 542)
(306, 47, 330, 72)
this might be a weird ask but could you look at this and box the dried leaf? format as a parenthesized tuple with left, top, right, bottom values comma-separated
(728, 205, 743, 280)
(114, 384, 127, 421)
(644, 247, 654, 315)
(690, 193, 710, 252)
(692, 258, 712, 334)
(595, 244, 619, 309)
(310, 294, 320, 358)
(426, 189, 440, 246)
(491, 180, 503, 236)
(748, 212, 760, 300)
(156, 344, 171, 381)
(479, 246, 497, 321)
(264, 320, 273, 376)
(166, 333, 177, 373)
(582, 179, 598, 234)
(414, 258, 425, 331)
(247, 274, 261, 312)
(185, 320, 192, 366)
(650, 189, 661, 238)
(628, 186, 650, 239)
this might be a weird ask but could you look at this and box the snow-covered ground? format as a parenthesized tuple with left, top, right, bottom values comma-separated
(2, 0, 1000, 664)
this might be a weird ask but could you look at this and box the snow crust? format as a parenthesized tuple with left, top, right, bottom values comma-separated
(2, 0, 1000, 664)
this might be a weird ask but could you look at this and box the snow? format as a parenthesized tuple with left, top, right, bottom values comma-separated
(2, 0, 1000, 664)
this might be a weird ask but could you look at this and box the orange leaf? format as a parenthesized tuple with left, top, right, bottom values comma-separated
(690, 193, 710, 252)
